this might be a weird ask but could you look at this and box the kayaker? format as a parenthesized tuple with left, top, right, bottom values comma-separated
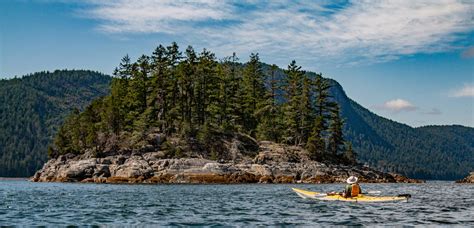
(343, 176, 362, 198)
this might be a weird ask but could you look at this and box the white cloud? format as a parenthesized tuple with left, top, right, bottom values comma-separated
(78, 0, 474, 66)
(450, 84, 474, 97)
(375, 99, 418, 113)
(82, 0, 234, 34)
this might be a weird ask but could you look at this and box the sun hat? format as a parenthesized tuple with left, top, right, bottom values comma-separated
(346, 176, 358, 184)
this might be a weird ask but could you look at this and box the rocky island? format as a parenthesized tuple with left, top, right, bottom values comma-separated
(33, 133, 419, 183)
(456, 172, 474, 183)
(33, 43, 421, 184)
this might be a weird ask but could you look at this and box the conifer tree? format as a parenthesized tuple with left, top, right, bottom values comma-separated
(344, 142, 357, 165)
(242, 53, 266, 134)
(306, 116, 326, 160)
(149, 45, 168, 130)
(313, 75, 336, 132)
(216, 59, 231, 128)
(177, 46, 197, 131)
(328, 105, 345, 155)
(226, 53, 244, 130)
(164, 42, 182, 132)
(299, 75, 314, 143)
(105, 55, 132, 134)
(282, 60, 304, 145)
(195, 49, 217, 126)
(256, 64, 281, 141)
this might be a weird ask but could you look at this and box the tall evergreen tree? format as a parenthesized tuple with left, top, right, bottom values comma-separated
(256, 64, 281, 141)
(328, 105, 345, 155)
(242, 53, 266, 134)
(149, 45, 168, 130)
(299, 75, 314, 143)
(226, 53, 244, 130)
(313, 75, 336, 132)
(177, 46, 197, 132)
(306, 116, 326, 161)
(344, 142, 357, 165)
(194, 49, 217, 126)
(164, 42, 182, 133)
(282, 60, 305, 145)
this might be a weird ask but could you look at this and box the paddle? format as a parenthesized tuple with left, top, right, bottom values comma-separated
(397, 194, 412, 198)
(314, 190, 382, 197)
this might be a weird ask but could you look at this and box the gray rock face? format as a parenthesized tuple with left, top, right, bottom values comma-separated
(32, 141, 421, 184)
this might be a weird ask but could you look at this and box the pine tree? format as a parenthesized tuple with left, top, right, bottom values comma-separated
(306, 116, 326, 161)
(282, 60, 305, 145)
(344, 142, 357, 165)
(106, 55, 133, 133)
(226, 53, 244, 130)
(164, 42, 182, 133)
(328, 105, 345, 155)
(256, 64, 281, 141)
(216, 60, 230, 128)
(313, 75, 336, 132)
(299, 75, 314, 144)
(194, 48, 217, 126)
(149, 44, 168, 130)
(242, 53, 266, 134)
(177, 46, 197, 132)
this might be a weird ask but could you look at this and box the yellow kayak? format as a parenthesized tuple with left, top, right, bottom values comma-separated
(292, 188, 410, 202)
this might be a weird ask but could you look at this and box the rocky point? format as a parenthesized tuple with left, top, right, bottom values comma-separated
(32, 138, 421, 184)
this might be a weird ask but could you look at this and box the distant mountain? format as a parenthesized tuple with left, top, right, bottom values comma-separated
(329, 80, 474, 180)
(0, 70, 111, 177)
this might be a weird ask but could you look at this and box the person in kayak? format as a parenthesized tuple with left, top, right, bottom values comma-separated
(343, 176, 362, 198)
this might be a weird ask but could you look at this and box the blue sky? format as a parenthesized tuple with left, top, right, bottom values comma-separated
(1, 0, 473, 127)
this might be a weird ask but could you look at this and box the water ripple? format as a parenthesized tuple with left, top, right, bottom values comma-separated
(0, 180, 473, 226)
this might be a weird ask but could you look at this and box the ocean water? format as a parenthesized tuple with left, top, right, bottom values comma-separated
(0, 180, 473, 226)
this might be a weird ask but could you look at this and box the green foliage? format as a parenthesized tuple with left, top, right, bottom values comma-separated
(281, 60, 305, 145)
(241, 53, 266, 135)
(343, 142, 357, 165)
(45, 44, 351, 167)
(306, 116, 326, 161)
(0, 70, 110, 177)
(328, 105, 344, 155)
(255, 64, 282, 141)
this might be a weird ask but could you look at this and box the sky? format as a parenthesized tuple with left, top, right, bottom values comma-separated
(1, 0, 473, 127)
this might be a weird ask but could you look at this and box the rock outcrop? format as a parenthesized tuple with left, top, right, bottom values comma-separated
(456, 172, 474, 183)
(32, 140, 421, 184)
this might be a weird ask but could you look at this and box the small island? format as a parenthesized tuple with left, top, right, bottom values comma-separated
(33, 43, 420, 184)
(456, 172, 474, 183)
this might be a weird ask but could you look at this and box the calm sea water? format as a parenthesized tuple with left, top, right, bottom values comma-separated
(0, 180, 473, 226)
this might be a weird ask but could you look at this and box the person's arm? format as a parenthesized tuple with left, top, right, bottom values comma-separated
(344, 185, 351, 197)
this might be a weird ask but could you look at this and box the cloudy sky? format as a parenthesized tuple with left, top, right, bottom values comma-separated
(1, 0, 473, 127)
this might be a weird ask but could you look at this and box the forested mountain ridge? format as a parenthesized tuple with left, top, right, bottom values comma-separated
(331, 82, 474, 180)
(0, 70, 111, 177)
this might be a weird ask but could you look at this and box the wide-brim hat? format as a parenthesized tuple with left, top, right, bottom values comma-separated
(346, 176, 358, 184)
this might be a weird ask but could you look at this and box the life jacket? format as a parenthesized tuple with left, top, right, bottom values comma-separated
(351, 183, 361, 197)
(344, 183, 361, 198)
